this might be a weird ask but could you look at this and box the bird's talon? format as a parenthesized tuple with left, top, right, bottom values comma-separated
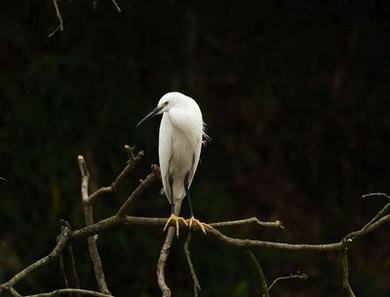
(163, 214, 187, 237)
(187, 217, 212, 234)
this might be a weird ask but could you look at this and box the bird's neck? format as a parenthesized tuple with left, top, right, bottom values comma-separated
(167, 108, 202, 139)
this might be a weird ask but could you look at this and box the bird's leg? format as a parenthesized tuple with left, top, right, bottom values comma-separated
(184, 172, 213, 234)
(163, 174, 187, 237)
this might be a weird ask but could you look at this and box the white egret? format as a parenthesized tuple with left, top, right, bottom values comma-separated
(137, 92, 211, 236)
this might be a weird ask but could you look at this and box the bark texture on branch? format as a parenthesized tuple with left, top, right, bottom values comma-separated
(78, 156, 110, 295)
(59, 239, 80, 297)
(156, 201, 183, 297)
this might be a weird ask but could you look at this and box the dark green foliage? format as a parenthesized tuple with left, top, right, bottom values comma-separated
(0, 1, 389, 296)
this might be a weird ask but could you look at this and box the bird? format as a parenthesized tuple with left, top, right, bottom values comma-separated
(136, 91, 211, 236)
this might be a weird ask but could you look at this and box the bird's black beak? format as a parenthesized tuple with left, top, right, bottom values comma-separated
(136, 106, 163, 127)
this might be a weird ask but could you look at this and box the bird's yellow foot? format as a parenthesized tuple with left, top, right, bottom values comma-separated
(187, 216, 213, 234)
(163, 213, 188, 237)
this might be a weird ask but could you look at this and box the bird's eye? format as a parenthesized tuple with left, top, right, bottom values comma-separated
(164, 101, 169, 106)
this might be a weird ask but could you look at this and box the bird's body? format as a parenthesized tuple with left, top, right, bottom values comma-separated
(159, 94, 203, 204)
(137, 92, 211, 235)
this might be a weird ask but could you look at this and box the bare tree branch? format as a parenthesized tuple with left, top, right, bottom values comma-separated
(362, 192, 390, 201)
(344, 204, 389, 242)
(48, 0, 123, 38)
(156, 200, 183, 297)
(248, 251, 308, 296)
(110, 0, 121, 13)
(361, 214, 389, 234)
(78, 156, 110, 295)
(87, 145, 144, 204)
(361, 202, 390, 232)
(209, 228, 343, 252)
(24, 288, 113, 297)
(340, 248, 356, 297)
(71, 215, 280, 239)
(9, 287, 23, 297)
(48, 0, 63, 38)
(117, 164, 160, 217)
(184, 232, 201, 297)
(247, 249, 269, 297)
(59, 222, 80, 297)
(267, 271, 308, 292)
(210, 217, 283, 229)
(157, 226, 176, 297)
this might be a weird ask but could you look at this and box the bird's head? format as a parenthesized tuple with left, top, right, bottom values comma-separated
(136, 92, 189, 127)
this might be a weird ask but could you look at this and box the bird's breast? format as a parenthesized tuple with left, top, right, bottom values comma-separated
(169, 132, 197, 176)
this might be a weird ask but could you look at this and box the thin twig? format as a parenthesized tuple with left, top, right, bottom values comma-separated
(210, 217, 283, 229)
(59, 221, 80, 297)
(210, 227, 343, 252)
(110, 0, 121, 13)
(0, 225, 71, 294)
(267, 271, 308, 292)
(344, 201, 390, 242)
(362, 192, 390, 201)
(184, 232, 201, 297)
(48, 0, 64, 38)
(362, 214, 390, 234)
(247, 249, 269, 297)
(117, 164, 160, 217)
(86, 145, 144, 204)
(25, 288, 113, 297)
(78, 155, 90, 201)
(340, 248, 356, 297)
(359, 193, 390, 234)
(78, 156, 110, 295)
(361, 202, 390, 231)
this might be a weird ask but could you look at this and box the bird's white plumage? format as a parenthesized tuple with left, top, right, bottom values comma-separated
(157, 92, 206, 205)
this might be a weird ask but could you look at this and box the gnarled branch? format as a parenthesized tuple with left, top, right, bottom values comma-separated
(184, 232, 201, 297)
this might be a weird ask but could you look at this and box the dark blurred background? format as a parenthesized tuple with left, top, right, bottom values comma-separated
(0, 1, 389, 296)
